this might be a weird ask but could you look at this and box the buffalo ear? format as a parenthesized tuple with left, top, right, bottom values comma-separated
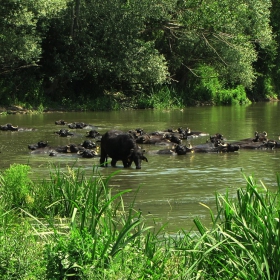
(129, 148, 134, 156)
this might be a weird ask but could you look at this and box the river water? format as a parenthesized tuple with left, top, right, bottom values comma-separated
(0, 102, 279, 232)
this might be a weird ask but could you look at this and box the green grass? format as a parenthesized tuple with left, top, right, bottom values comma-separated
(0, 164, 279, 279)
(137, 85, 184, 109)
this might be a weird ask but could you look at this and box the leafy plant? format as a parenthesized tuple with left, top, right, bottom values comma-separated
(0, 164, 280, 279)
(0, 222, 46, 279)
(44, 166, 152, 278)
(180, 174, 280, 279)
(137, 86, 183, 109)
(0, 164, 34, 211)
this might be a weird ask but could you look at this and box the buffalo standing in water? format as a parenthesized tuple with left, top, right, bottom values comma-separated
(100, 130, 148, 169)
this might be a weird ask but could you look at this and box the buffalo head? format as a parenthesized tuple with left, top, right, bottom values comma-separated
(126, 147, 148, 169)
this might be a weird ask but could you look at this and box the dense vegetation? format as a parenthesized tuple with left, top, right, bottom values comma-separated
(0, 0, 279, 110)
(0, 163, 279, 279)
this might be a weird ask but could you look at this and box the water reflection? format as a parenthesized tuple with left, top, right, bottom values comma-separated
(0, 102, 280, 232)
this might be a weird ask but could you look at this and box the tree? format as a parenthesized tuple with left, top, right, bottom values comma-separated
(156, 0, 273, 93)
(0, 0, 69, 104)
(40, 0, 171, 98)
(0, 0, 68, 74)
(0, 0, 275, 106)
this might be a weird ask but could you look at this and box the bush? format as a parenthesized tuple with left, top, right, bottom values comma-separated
(0, 222, 46, 279)
(217, 85, 251, 105)
(191, 64, 251, 105)
(137, 86, 183, 109)
(0, 164, 34, 212)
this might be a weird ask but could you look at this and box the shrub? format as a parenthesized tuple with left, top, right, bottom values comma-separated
(0, 164, 34, 212)
(137, 86, 183, 109)
(0, 222, 46, 279)
(191, 64, 251, 105)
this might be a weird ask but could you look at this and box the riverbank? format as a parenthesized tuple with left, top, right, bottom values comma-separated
(0, 105, 68, 115)
(0, 97, 279, 115)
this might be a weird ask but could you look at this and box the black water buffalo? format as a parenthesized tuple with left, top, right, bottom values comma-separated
(86, 129, 100, 139)
(0, 123, 18, 131)
(164, 134, 182, 144)
(68, 122, 96, 129)
(216, 143, 240, 153)
(81, 140, 96, 149)
(28, 140, 48, 150)
(178, 127, 209, 139)
(146, 144, 193, 155)
(173, 144, 193, 155)
(78, 149, 98, 158)
(253, 131, 268, 142)
(128, 128, 145, 138)
(0, 123, 36, 131)
(193, 142, 239, 153)
(207, 133, 224, 143)
(259, 140, 277, 149)
(55, 129, 74, 137)
(100, 130, 148, 169)
(135, 134, 172, 145)
(55, 120, 67, 125)
(68, 122, 88, 129)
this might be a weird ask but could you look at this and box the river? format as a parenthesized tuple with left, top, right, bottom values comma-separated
(0, 102, 279, 232)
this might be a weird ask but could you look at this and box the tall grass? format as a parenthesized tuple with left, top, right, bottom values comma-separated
(176, 174, 280, 279)
(0, 164, 279, 279)
(41, 165, 153, 278)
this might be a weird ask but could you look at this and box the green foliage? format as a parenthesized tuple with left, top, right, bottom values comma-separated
(0, 0, 68, 107)
(268, 0, 280, 100)
(138, 86, 183, 109)
(0, 0, 277, 107)
(263, 76, 278, 99)
(0, 164, 280, 279)
(183, 174, 280, 279)
(191, 65, 250, 105)
(172, 0, 272, 90)
(217, 86, 251, 105)
(61, 94, 122, 111)
(0, 0, 68, 71)
(0, 222, 46, 279)
(44, 166, 152, 278)
(243, 73, 278, 102)
(0, 72, 45, 107)
(0, 164, 34, 211)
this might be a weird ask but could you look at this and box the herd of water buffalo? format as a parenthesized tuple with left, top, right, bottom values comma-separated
(0, 120, 279, 169)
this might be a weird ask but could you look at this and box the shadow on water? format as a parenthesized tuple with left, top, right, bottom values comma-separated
(0, 102, 280, 232)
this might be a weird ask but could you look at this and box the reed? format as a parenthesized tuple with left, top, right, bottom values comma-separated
(176, 174, 280, 279)
(43, 165, 153, 278)
(0, 164, 279, 279)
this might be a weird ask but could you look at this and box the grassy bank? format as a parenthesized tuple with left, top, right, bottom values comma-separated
(0, 164, 279, 279)
(0, 83, 256, 115)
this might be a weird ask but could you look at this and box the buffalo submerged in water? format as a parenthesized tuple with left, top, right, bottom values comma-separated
(100, 129, 148, 169)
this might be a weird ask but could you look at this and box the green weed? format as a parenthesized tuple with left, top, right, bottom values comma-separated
(179, 174, 280, 279)
(0, 164, 279, 279)
(0, 164, 34, 212)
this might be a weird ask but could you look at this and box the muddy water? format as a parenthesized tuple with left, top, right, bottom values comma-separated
(0, 102, 279, 232)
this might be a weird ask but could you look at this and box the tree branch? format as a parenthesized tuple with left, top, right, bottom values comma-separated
(202, 33, 228, 66)
(0, 64, 39, 75)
